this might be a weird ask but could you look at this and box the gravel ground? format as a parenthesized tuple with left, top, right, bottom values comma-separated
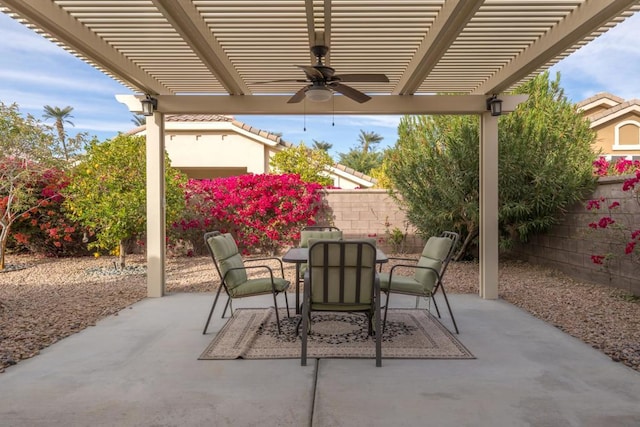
(1, 253, 638, 373)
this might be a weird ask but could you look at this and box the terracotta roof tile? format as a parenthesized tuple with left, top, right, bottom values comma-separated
(587, 98, 640, 123)
(576, 92, 624, 108)
(165, 114, 233, 122)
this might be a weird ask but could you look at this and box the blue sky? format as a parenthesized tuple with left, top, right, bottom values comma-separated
(1, 11, 639, 158)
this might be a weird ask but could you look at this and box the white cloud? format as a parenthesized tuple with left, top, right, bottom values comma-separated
(339, 115, 402, 129)
(551, 12, 640, 101)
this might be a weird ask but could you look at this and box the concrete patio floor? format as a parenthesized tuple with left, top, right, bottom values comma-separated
(1, 292, 639, 427)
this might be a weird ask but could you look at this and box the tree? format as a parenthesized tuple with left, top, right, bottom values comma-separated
(43, 105, 74, 162)
(269, 142, 334, 186)
(337, 149, 383, 175)
(0, 103, 58, 269)
(63, 134, 186, 267)
(358, 130, 383, 153)
(386, 72, 597, 259)
(131, 114, 146, 127)
(337, 130, 385, 174)
(312, 139, 333, 152)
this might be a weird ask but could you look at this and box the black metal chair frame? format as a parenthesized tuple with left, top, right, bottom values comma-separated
(301, 239, 382, 367)
(382, 231, 460, 334)
(202, 231, 290, 335)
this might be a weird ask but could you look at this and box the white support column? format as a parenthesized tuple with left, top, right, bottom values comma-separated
(479, 112, 499, 299)
(146, 112, 166, 297)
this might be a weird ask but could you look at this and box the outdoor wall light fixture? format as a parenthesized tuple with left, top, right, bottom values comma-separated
(306, 85, 333, 102)
(141, 95, 158, 116)
(486, 95, 503, 116)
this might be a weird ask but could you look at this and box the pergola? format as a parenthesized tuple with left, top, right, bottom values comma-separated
(2, 0, 638, 299)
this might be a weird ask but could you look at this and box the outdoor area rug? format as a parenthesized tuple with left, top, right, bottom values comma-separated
(199, 308, 474, 360)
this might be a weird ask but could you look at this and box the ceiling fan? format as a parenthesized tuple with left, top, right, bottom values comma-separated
(255, 44, 389, 104)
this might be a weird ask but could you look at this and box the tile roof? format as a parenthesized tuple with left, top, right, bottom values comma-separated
(125, 115, 376, 184)
(576, 92, 625, 108)
(587, 98, 640, 124)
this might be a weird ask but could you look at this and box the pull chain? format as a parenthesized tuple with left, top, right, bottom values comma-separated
(332, 95, 335, 126)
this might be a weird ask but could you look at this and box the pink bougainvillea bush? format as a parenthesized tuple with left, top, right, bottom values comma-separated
(586, 157, 640, 266)
(171, 173, 329, 255)
(9, 167, 90, 257)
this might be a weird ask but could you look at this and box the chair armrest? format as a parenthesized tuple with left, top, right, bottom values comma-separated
(244, 257, 286, 277)
(387, 264, 441, 288)
(224, 265, 287, 292)
(387, 256, 418, 262)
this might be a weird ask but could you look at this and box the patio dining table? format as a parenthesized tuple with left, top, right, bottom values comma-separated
(282, 246, 388, 314)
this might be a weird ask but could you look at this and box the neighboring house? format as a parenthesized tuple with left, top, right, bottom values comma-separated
(577, 93, 640, 161)
(128, 114, 376, 189)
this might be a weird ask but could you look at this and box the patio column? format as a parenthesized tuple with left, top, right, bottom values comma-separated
(146, 112, 166, 297)
(479, 112, 499, 299)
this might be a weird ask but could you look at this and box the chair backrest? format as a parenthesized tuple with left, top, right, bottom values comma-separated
(302, 225, 341, 231)
(414, 232, 459, 293)
(204, 231, 247, 290)
(307, 240, 377, 306)
(299, 229, 343, 248)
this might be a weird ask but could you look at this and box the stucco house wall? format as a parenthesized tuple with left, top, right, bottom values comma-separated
(130, 115, 376, 189)
(578, 93, 640, 160)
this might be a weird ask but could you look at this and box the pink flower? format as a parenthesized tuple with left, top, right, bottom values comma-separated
(598, 217, 615, 228)
(585, 199, 601, 211)
(608, 201, 620, 209)
(591, 255, 605, 265)
(624, 242, 636, 255)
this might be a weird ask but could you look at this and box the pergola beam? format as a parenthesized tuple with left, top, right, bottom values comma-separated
(394, 0, 483, 95)
(117, 94, 528, 115)
(151, 0, 249, 95)
(474, 0, 639, 95)
(1, 0, 167, 94)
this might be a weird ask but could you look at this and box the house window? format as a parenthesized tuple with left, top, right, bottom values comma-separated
(613, 120, 640, 150)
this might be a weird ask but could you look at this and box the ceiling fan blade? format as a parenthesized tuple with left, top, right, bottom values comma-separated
(249, 79, 307, 85)
(333, 74, 389, 83)
(329, 82, 371, 103)
(295, 65, 324, 80)
(287, 86, 310, 103)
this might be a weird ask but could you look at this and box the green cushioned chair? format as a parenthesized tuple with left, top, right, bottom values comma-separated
(301, 239, 382, 367)
(380, 231, 460, 334)
(295, 227, 343, 312)
(202, 231, 290, 334)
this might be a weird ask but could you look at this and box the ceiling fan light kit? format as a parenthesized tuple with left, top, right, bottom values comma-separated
(305, 86, 333, 102)
(254, 41, 389, 104)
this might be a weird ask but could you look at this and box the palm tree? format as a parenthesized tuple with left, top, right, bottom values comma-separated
(358, 130, 383, 154)
(131, 114, 146, 126)
(43, 105, 74, 161)
(312, 139, 333, 152)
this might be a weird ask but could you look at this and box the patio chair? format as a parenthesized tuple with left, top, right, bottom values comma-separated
(296, 227, 343, 309)
(301, 239, 382, 367)
(202, 231, 290, 335)
(380, 231, 460, 334)
(299, 226, 342, 247)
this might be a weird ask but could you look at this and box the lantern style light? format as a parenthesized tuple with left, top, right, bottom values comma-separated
(141, 95, 158, 116)
(486, 95, 503, 116)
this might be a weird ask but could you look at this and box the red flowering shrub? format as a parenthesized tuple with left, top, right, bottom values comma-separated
(586, 157, 640, 266)
(10, 167, 89, 256)
(171, 174, 329, 255)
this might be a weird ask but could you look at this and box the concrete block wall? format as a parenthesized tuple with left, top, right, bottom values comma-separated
(319, 189, 424, 254)
(510, 175, 640, 295)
